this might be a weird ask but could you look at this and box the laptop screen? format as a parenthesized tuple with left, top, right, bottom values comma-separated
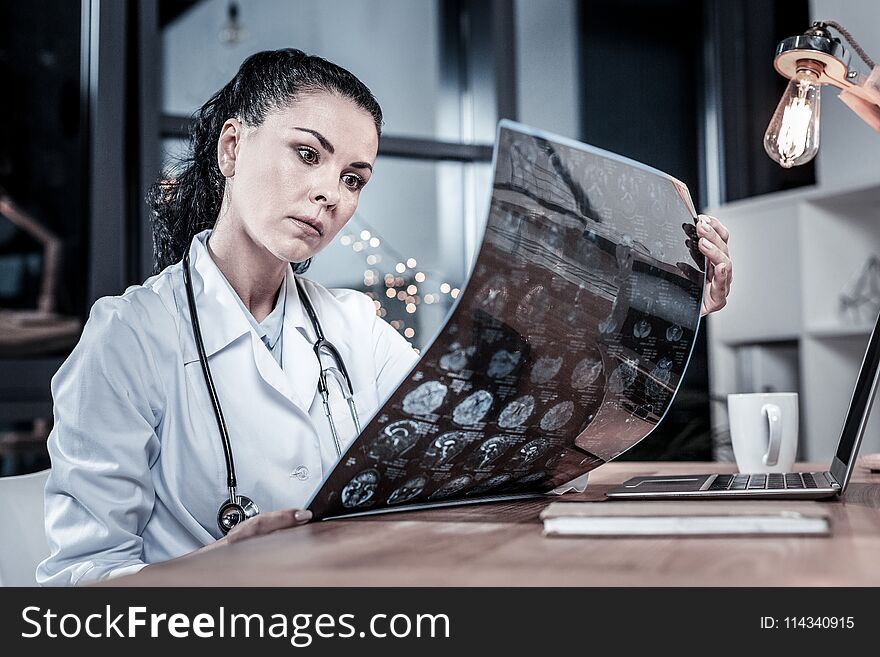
(830, 308, 880, 487)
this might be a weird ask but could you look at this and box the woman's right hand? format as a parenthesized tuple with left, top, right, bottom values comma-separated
(201, 508, 313, 552)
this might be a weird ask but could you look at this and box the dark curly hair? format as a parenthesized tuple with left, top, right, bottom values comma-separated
(148, 48, 383, 274)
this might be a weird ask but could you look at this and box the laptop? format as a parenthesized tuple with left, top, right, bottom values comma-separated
(604, 308, 880, 501)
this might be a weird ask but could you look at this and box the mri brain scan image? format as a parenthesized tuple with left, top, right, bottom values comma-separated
(487, 349, 521, 379)
(402, 380, 448, 416)
(645, 357, 674, 399)
(530, 355, 564, 384)
(440, 345, 474, 372)
(468, 436, 515, 469)
(571, 356, 603, 389)
(387, 476, 428, 505)
(424, 431, 477, 467)
(633, 318, 652, 338)
(428, 475, 473, 500)
(512, 438, 550, 465)
(452, 390, 494, 426)
(341, 469, 380, 508)
(497, 395, 536, 429)
(608, 359, 639, 393)
(540, 401, 574, 431)
(368, 420, 421, 461)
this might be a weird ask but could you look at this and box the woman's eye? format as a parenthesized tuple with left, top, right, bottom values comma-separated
(297, 147, 318, 164)
(342, 174, 365, 190)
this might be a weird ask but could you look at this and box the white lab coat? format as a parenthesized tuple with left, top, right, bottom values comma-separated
(37, 229, 418, 586)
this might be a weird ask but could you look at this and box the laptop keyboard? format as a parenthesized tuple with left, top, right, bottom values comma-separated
(707, 472, 822, 491)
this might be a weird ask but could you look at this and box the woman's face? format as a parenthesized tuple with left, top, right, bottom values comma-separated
(218, 91, 379, 264)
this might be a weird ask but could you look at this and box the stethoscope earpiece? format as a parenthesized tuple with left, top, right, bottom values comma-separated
(217, 495, 260, 535)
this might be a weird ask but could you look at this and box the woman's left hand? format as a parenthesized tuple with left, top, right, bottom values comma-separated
(695, 213, 732, 316)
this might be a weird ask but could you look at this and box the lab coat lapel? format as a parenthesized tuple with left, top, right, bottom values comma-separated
(280, 269, 320, 411)
(242, 266, 320, 413)
(184, 231, 316, 413)
(183, 232, 251, 361)
(239, 264, 319, 413)
(248, 327, 301, 407)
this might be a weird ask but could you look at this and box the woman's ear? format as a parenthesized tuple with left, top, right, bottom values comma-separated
(217, 118, 243, 178)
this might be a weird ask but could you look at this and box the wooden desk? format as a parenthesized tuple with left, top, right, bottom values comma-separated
(108, 461, 880, 587)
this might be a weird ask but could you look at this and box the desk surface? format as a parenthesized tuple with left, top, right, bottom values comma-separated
(110, 461, 880, 587)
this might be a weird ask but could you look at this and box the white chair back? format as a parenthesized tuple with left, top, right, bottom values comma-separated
(0, 469, 50, 587)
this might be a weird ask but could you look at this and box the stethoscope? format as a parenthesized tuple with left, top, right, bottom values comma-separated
(182, 250, 361, 535)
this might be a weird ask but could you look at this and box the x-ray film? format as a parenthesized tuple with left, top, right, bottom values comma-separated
(307, 121, 704, 520)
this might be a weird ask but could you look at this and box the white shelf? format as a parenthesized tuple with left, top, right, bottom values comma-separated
(707, 179, 880, 215)
(804, 323, 875, 339)
(707, 177, 880, 460)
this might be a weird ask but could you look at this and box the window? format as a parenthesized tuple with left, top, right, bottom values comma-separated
(159, 0, 509, 350)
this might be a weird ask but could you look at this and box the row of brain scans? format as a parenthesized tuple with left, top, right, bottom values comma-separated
(402, 353, 670, 424)
(402, 382, 580, 432)
(343, 432, 559, 509)
(367, 420, 555, 470)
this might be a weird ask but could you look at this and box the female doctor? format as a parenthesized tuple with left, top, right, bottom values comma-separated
(37, 49, 733, 586)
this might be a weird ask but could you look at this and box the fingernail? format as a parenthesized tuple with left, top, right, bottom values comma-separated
(295, 510, 312, 522)
(700, 237, 713, 249)
(717, 263, 726, 273)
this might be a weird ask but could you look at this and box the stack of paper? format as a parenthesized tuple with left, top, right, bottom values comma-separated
(540, 501, 832, 537)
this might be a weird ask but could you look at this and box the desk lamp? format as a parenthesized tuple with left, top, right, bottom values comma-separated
(764, 21, 880, 168)
(0, 191, 81, 356)
(764, 22, 880, 473)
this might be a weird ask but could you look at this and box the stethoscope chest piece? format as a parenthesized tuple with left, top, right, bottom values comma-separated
(217, 495, 260, 535)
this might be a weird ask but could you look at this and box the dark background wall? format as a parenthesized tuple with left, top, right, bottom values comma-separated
(577, 0, 813, 459)
(0, 0, 87, 316)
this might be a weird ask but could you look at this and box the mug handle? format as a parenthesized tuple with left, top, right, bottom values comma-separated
(761, 403, 782, 467)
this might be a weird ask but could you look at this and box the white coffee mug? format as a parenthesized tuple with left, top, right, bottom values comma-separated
(727, 393, 799, 474)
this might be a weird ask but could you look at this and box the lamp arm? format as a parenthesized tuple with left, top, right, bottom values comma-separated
(839, 65, 880, 133)
(807, 21, 880, 132)
(817, 20, 875, 69)
(0, 193, 59, 245)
